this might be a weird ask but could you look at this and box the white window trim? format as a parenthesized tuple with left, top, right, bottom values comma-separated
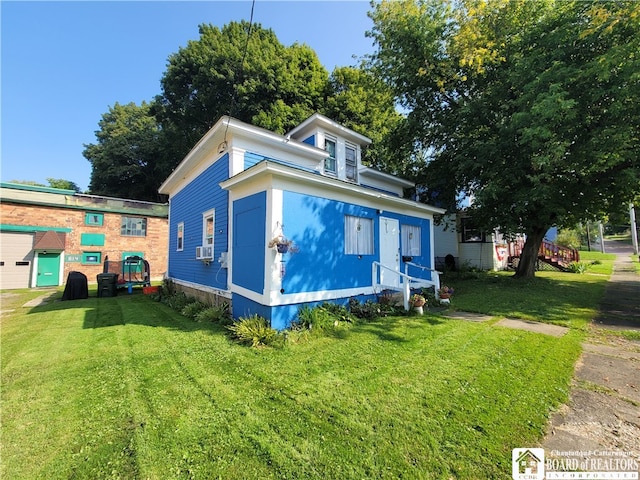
(401, 224, 422, 256)
(177, 222, 184, 251)
(344, 215, 374, 255)
(345, 142, 358, 182)
(202, 209, 215, 247)
(324, 135, 337, 176)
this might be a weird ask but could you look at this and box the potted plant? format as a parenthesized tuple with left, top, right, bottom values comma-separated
(268, 235, 298, 254)
(410, 293, 426, 314)
(438, 285, 454, 300)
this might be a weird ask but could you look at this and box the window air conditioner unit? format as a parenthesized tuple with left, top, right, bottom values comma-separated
(196, 246, 213, 260)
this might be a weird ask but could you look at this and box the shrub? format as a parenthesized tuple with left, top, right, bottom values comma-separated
(181, 301, 207, 319)
(194, 303, 231, 324)
(319, 302, 356, 323)
(297, 305, 339, 331)
(567, 261, 588, 274)
(163, 292, 192, 311)
(348, 298, 382, 320)
(227, 315, 282, 348)
(556, 229, 582, 250)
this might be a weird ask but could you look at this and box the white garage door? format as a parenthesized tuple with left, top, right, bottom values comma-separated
(0, 232, 35, 289)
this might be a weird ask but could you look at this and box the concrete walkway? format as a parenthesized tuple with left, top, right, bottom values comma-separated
(542, 240, 640, 468)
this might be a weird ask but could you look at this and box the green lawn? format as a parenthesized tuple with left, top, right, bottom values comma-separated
(1, 257, 613, 479)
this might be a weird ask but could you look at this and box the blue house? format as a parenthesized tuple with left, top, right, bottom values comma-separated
(159, 114, 445, 329)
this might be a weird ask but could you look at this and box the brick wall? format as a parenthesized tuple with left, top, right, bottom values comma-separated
(1, 202, 168, 283)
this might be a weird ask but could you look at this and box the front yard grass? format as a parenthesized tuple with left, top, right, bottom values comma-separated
(1, 257, 612, 479)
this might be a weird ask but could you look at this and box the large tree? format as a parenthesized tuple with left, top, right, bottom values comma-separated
(369, 0, 640, 277)
(156, 21, 329, 162)
(86, 21, 407, 201)
(323, 66, 408, 173)
(83, 101, 167, 202)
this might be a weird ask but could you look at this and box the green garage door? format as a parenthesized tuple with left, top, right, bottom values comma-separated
(36, 252, 61, 287)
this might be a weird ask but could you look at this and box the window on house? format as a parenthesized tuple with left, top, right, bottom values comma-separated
(324, 137, 337, 175)
(401, 225, 422, 256)
(85, 212, 104, 226)
(345, 215, 374, 255)
(461, 218, 487, 243)
(121, 217, 147, 237)
(82, 252, 102, 265)
(345, 144, 357, 182)
(202, 210, 215, 246)
(177, 222, 184, 251)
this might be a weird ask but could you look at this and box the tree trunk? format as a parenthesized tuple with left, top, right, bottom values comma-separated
(513, 227, 547, 279)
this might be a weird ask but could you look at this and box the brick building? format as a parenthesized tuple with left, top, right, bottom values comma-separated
(0, 182, 168, 289)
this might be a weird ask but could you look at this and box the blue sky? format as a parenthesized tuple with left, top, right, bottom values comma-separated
(1, 1, 374, 192)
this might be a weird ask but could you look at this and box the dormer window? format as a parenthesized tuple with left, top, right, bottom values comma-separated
(345, 144, 357, 182)
(324, 137, 337, 175)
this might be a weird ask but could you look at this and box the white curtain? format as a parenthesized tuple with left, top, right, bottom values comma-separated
(345, 215, 374, 255)
(401, 224, 421, 256)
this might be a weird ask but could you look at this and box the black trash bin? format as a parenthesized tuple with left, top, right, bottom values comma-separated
(62, 271, 89, 300)
(97, 273, 119, 298)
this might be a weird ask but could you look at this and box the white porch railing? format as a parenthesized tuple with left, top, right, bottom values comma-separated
(372, 261, 442, 310)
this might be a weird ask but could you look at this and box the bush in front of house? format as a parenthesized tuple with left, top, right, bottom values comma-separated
(195, 304, 232, 325)
(181, 301, 207, 319)
(226, 314, 283, 348)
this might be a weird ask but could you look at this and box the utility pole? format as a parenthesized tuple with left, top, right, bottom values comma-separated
(598, 221, 605, 253)
(631, 204, 639, 255)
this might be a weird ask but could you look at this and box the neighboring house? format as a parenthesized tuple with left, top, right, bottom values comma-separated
(434, 214, 513, 271)
(434, 214, 573, 271)
(159, 114, 445, 329)
(0, 183, 168, 289)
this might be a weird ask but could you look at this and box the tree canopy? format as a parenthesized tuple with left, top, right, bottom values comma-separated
(369, 0, 640, 277)
(324, 66, 407, 172)
(9, 178, 81, 192)
(84, 101, 166, 201)
(85, 21, 404, 202)
(156, 21, 329, 162)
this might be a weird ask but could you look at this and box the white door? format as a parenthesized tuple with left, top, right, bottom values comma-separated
(379, 217, 400, 288)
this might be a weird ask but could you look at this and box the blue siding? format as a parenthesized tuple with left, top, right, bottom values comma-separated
(244, 153, 317, 174)
(167, 155, 229, 289)
(280, 191, 434, 295)
(302, 135, 315, 146)
(281, 191, 378, 294)
(232, 192, 266, 293)
(244, 152, 267, 169)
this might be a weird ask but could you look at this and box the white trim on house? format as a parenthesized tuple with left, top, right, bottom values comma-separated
(170, 277, 232, 299)
(159, 116, 328, 197)
(287, 113, 372, 146)
(220, 161, 446, 217)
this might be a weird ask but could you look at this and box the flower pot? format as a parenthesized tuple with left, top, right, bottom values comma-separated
(276, 244, 289, 254)
(439, 293, 451, 299)
(413, 306, 424, 315)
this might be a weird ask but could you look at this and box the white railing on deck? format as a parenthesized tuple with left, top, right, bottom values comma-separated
(372, 261, 442, 311)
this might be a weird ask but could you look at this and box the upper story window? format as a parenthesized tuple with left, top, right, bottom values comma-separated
(345, 144, 357, 182)
(85, 212, 104, 226)
(324, 137, 337, 175)
(121, 217, 147, 237)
